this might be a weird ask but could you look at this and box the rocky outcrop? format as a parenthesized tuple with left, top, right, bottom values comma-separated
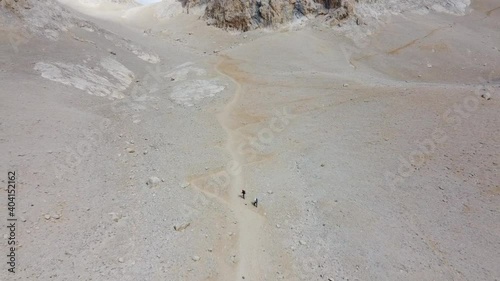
(205, 0, 253, 31)
(202, 0, 354, 31)
(2, 0, 471, 33)
(0, 0, 32, 14)
(184, 0, 469, 31)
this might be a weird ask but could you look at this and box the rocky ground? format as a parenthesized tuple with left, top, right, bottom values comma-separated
(0, 0, 499, 280)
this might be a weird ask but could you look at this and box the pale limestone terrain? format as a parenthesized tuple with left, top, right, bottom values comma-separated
(0, 0, 499, 280)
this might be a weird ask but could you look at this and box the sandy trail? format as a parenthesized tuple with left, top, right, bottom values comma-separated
(215, 56, 266, 280)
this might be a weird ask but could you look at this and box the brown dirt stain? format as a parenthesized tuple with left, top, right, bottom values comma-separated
(388, 26, 450, 55)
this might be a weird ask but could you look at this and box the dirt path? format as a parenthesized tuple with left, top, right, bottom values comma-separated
(215, 56, 267, 280)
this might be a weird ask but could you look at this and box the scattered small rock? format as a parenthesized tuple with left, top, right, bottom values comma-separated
(109, 212, 122, 222)
(299, 240, 306, 245)
(481, 93, 491, 100)
(180, 181, 190, 188)
(343, 83, 349, 87)
(208, 248, 213, 252)
(192, 255, 200, 261)
(276, 224, 281, 228)
(267, 190, 273, 194)
(118, 257, 124, 263)
(147, 176, 161, 187)
(52, 214, 61, 220)
(174, 222, 191, 231)
(126, 147, 135, 153)
(44, 214, 51, 220)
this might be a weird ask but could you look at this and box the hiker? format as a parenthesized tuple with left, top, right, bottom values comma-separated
(252, 198, 258, 207)
(241, 189, 246, 199)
